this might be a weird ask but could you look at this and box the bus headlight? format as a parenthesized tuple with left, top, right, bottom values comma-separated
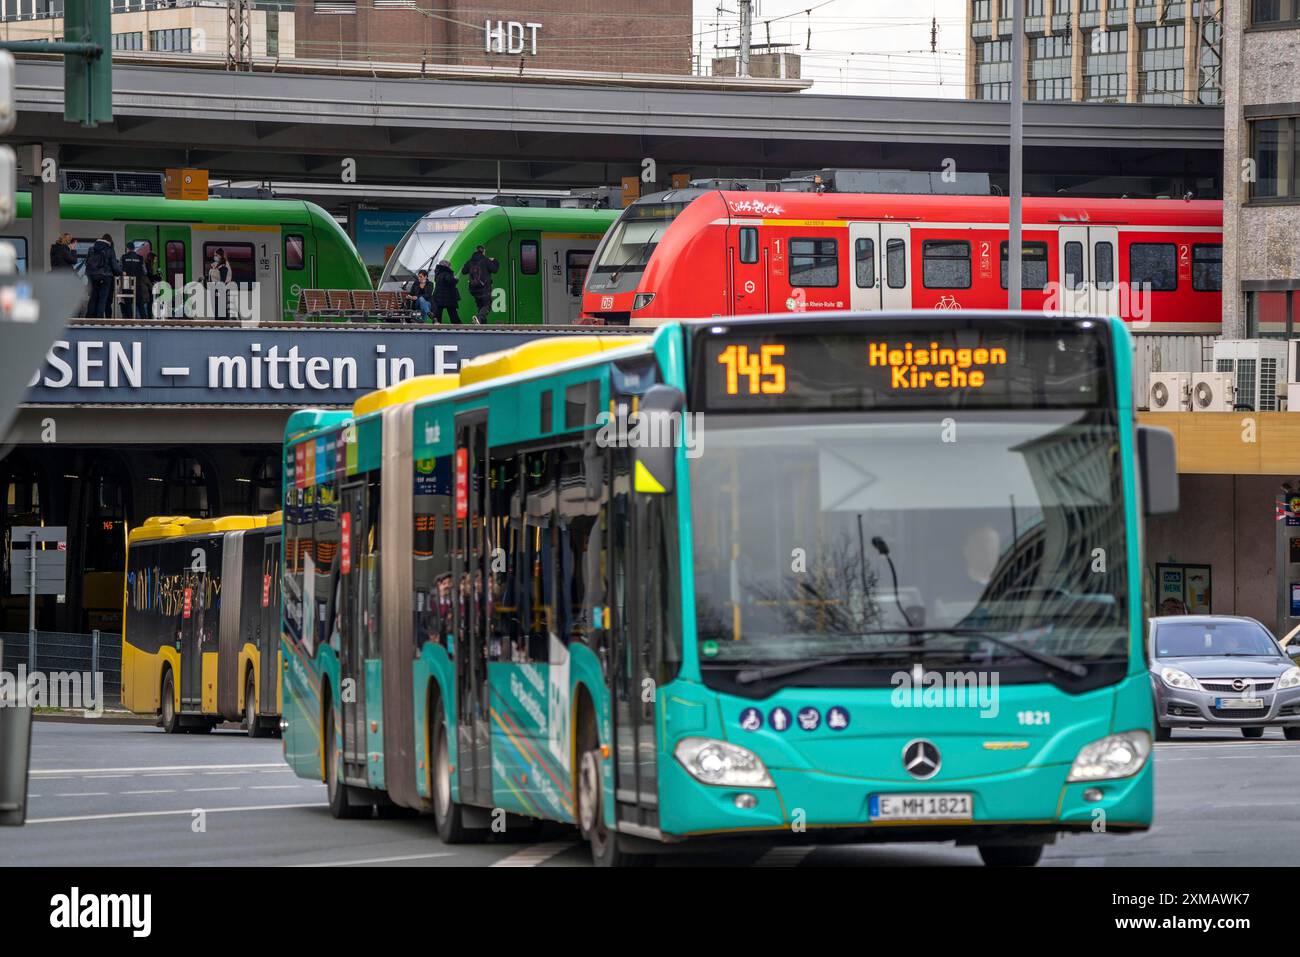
(1160, 667, 1198, 690)
(632, 293, 656, 311)
(1278, 666, 1300, 690)
(1067, 730, 1151, 782)
(674, 737, 774, 788)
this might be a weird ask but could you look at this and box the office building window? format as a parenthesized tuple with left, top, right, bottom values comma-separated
(972, 0, 992, 21)
(1030, 33, 1071, 100)
(1083, 28, 1127, 101)
(1250, 117, 1300, 199)
(112, 32, 143, 52)
(1198, 20, 1222, 104)
(1139, 24, 1185, 104)
(150, 28, 192, 53)
(1025, 0, 1044, 16)
(975, 39, 1011, 101)
(1253, 0, 1300, 25)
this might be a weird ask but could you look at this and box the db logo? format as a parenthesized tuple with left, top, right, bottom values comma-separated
(744, 280, 756, 294)
(600, 296, 614, 310)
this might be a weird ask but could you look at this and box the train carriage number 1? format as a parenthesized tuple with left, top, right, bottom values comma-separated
(717, 344, 786, 396)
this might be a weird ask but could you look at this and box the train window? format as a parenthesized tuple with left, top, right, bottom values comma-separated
(854, 238, 876, 288)
(1064, 242, 1084, 290)
(566, 250, 592, 296)
(1095, 242, 1115, 290)
(1129, 243, 1177, 292)
(739, 227, 759, 264)
(998, 241, 1049, 290)
(922, 240, 971, 289)
(0, 237, 27, 274)
(520, 240, 539, 275)
(165, 240, 186, 279)
(886, 238, 907, 289)
(202, 242, 256, 284)
(1192, 244, 1222, 292)
(285, 234, 305, 271)
(789, 238, 838, 288)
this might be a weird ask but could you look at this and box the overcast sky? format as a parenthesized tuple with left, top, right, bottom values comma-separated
(692, 0, 968, 97)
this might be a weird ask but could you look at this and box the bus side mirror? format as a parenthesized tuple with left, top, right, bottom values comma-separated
(1138, 425, 1178, 516)
(633, 384, 686, 495)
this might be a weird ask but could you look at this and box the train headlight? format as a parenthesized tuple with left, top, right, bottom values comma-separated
(1067, 730, 1151, 782)
(1277, 666, 1300, 690)
(1159, 667, 1198, 691)
(674, 737, 774, 788)
(632, 293, 656, 311)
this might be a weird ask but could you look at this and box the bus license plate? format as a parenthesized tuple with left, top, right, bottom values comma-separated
(1216, 697, 1265, 709)
(869, 793, 973, 822)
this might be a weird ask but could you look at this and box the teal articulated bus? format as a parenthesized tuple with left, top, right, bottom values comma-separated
(5, 193, 370, 321)
(378, 204, 619, 325)
(279, 311, 1177, 866)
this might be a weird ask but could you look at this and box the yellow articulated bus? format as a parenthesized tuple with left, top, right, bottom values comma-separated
(122, 513, 283, 736)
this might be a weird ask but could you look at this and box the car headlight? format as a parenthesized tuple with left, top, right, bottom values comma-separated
(1278, 666, 1300, 690)
(674, 737, 774, 788)
(632, 292, 656, 311)
(1160, 667, 1198, 691)
(1067, 730, 1151, 782)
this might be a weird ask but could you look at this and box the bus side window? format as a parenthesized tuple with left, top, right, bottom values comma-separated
(738, 227, 758, 264)
(886, 238, 907, 289)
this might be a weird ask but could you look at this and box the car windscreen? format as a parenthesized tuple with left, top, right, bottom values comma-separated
(1154, 620, 1280, 658)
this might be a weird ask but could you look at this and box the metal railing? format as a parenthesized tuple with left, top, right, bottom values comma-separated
(0, 629, 121, 710)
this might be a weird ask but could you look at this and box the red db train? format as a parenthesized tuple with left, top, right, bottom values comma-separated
(581, 189, 1222, 331)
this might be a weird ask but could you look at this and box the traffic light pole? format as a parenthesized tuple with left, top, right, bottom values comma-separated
(1008, 0, 1024, 310)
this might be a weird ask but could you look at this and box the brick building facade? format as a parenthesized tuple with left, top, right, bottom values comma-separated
(296, 0, 693, 74)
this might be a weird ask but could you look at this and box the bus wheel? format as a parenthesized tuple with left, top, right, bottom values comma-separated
(432, 709, 482, 843)
(978, 844, 1044, 867)
(159, 671, 180, 734)
(246, 672, 268, 739)
(577, 746, 649, 867)
(325, 704, 366, 820)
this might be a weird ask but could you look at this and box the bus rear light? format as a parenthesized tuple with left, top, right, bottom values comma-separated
(632, 293, 656, 311)
(674, 737, 774, 788)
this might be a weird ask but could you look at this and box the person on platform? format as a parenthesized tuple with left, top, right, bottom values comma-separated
(49, 233, 77, 272)
(207, 248, 232, 284)
(140, 246, 162, 319)
(121, 242, 149, 319)
(460, 244, 499, 324)
(432, 259, 461, 324)
(405, 269, 434, 322)
(84, 234, 122, 319)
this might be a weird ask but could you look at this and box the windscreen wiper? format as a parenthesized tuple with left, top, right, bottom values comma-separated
(735, 645, 939, 685)
(610, 229, 659, 283)
(894, 626, 1088, 678)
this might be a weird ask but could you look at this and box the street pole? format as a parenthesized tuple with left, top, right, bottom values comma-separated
(1009, 0, 1024, 310)
(739, 0, 753, 78)
(26, 530, 36, 672)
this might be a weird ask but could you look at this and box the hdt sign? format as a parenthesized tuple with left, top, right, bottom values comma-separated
(485, 20, 542, 55)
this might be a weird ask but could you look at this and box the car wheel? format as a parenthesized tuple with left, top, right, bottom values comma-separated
(1284, 726, 1300, 741)
(1241, 726, 1265, 739)
(1154, 723, 1172, 742)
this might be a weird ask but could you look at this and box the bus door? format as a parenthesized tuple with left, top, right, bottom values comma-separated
(609, 445, 660, 824)
(848, 223, 882, 310)
(1059, 226, 1119, 316)
(730, 225, 768, 314)
(259, 533, 280, 715)
(340, 483, 368, 777)
(454, 413, 492, 807)
(178, 552, 204, 713)
(880, 223, 911, 310)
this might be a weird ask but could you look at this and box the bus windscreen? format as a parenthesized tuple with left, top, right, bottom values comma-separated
(692, 320, 1112, 412)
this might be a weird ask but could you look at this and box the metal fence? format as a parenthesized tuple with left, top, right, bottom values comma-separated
(0, 630, 121, 711)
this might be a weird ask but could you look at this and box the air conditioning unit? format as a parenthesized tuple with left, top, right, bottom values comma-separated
(1212, 339, 1288, 411)
(1148, 372, 1191, 411)
(1191, 372, 1236, 412)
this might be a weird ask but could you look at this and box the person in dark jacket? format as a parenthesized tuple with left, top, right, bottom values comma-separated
(432, 259, 461, 324)
(140, 247, 161, 319)
(405, 269, 434, 322)
(460, 244, 499, 324)
(84, 234, 122, 319)
(121, 242, 153, 319)
(49, 233, 77, 272)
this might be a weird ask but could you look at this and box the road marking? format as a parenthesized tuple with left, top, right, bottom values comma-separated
(289, 852, 457, 868)
(122, 789, 175, 795)
(27, 803, 322, 824)
(250, 785, 304, 790)
(185, 787, 241, 793)
(31, 763, 284, 776)
(754, 847, 816, 867)
(491, 842, 578, 867)
(53, 792, 110, 798)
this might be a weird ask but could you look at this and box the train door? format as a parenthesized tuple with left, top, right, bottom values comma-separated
(730, 225, 768, 314)
(282, 226, 309, 322)
(1059, 225, 1119, 316)
(192, 228, 280, 323)
(848, 223, 882, 310)
(541, 238, 597, 324)
(340, 483, 368, 778)
(454, 413, 492, 806)
(158, 226, 189, 318)
(879, 223, 912, 311)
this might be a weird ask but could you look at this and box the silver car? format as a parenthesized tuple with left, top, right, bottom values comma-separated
(1149, 615, 1300, 740)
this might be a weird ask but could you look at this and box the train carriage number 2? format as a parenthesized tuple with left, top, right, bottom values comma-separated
(717, 344, 786, 396)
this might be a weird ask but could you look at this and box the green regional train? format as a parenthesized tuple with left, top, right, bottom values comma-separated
(5, 193, 370, 322)
(378, 204, 619, 325)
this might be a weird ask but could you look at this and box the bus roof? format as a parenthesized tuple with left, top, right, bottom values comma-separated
(128, 514, 270, 544)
